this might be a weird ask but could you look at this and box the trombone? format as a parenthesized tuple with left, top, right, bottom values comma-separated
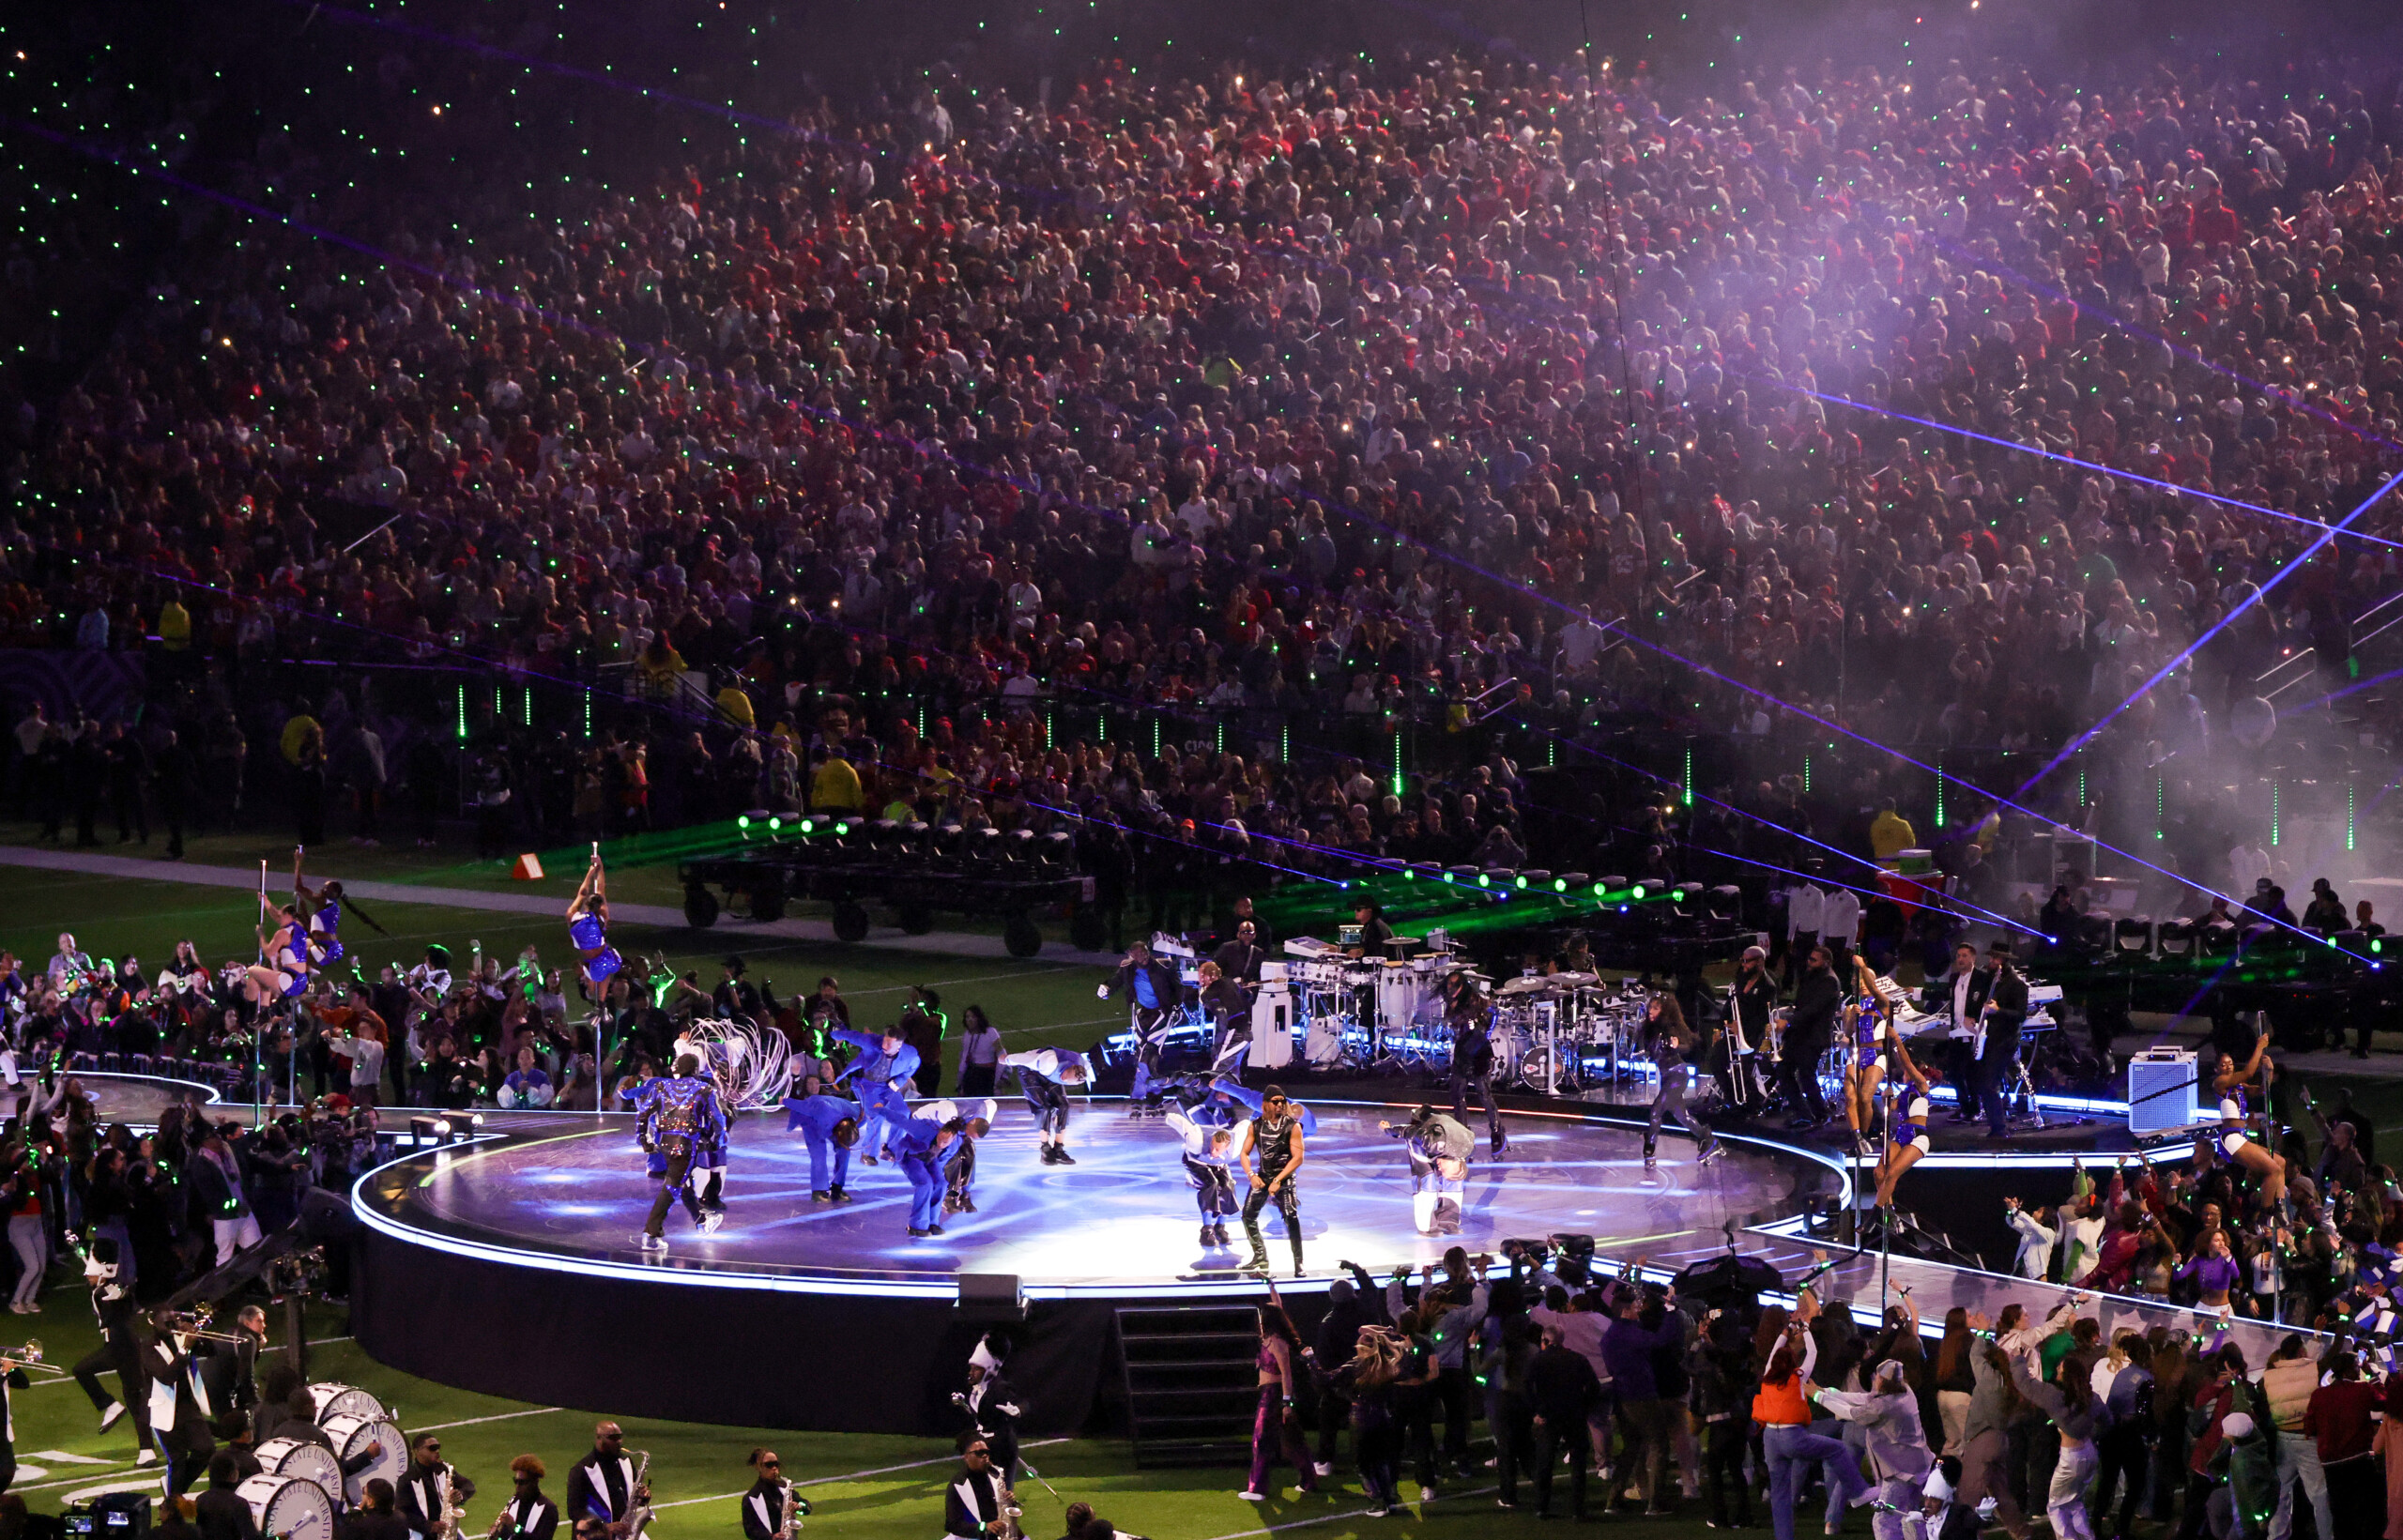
(159, 1310, 250, 1347)
(0, 1340, 38, 1365)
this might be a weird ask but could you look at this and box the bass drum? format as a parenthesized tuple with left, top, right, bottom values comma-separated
(321, 1413, 407, 1506)
(310, 1382, 390, 1423)
(254, 1437, 344, 1496)
(239, 1475, 337, 1540)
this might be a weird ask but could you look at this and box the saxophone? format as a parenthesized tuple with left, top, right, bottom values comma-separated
(439, 1467, 467, 1540)
(619, 1451, 653, 1540)
(772, 1479, 808, 1540)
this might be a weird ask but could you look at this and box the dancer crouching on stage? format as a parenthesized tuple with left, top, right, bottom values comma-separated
(1238, 1086, 1307, 1277)
(633, 1053, 727, 1250)
(1163, 1103, 1239, 1249)
(1379, 1105, 1473, 1237)
(1002, 1046, 1089, 1165)
(782, 1092, 864, 1201)
(892, 1109, 985, 1239)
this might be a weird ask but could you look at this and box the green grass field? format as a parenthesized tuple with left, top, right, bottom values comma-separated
(0, 831, 2389, 1540)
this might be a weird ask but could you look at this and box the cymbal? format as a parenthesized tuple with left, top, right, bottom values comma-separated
(1498, 976, 1563, 997)
(1547, 971, 1600, 988)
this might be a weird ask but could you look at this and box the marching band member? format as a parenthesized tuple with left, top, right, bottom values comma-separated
(1380, 1105, 1474, 1236)
(566, 854, 623, 990)
(633, 1054, 727, 1250)
(72, 1236, 153, 1460)
(782, 1092, 865, 1202)
(494, 1455, 561, 1540)
(942, 1438, 1011, 1540)
(563, 1423, 645, 1539)
(953, 1336, 1023, 1480)
(1002, 1046, 1090, 1166)
(1236, 1085, 1308, 1278)
(398, 1434, 470, 1540)
(830, 1025, 920, 1166)
(1162, 1103, 1240, 1248)
(140, 1306, 215, 1497)
(740, 1450, 803, 1540)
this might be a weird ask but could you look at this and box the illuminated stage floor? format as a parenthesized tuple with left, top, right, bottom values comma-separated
(366, 1100, 1825, 1296)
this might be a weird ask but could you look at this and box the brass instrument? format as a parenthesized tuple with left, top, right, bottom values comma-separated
(618, 1451, 652, 1540)
(0, 1340, 38, 1365)
(772, 1479, 808, 1540)
(998, 1487, 1023, 1540)
(438, 1465, 467, 1539)
(483, 1509, 516, 1540)
(160, 1308, 250, 1348)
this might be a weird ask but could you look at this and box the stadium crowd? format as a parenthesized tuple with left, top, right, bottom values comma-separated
(3, 27, 2400, 905)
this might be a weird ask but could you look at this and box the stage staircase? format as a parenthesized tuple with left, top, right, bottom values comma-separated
(1114, 1303, 1265, 1467)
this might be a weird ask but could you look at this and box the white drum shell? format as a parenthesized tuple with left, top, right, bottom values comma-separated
(321, 1412, 407, 1505)
(239, 1474, 338, 1540)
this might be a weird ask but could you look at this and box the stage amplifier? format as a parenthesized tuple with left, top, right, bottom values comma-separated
(2127, 1049, 2200, 1136)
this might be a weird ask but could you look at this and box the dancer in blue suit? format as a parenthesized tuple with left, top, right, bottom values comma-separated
(890, 1111, 963, 1239)
(1003, 1047, 1090, 1165)
(782, 1093, 865, 1201)
(833, 1025, 921, 1162)
(632, 1053, 727, 1251)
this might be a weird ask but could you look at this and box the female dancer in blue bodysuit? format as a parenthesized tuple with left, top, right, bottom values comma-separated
(568, 851, 623, 988)
(243, 894, 319, 1008)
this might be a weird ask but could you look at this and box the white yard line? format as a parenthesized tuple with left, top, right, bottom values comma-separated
(413, 1405, 567, 1431)
(650, 1438, 1070, 1510)
(1198, 1485, 1502, 1540)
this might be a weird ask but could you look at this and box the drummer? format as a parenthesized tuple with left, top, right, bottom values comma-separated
(1344, 898, 1395, 957)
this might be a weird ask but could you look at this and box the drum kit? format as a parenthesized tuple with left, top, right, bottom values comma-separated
(1488, 972, 1649, 1092)
(241, 1381, 406, 1534)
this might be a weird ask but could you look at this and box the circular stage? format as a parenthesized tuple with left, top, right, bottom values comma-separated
(350, 1099, 1835, 1433)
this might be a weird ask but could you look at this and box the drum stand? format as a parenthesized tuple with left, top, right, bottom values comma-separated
(2004, 1045, 2047, 1130)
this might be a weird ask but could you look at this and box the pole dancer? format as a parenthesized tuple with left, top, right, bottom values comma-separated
(781, 1091, 865, 1201)
(1001, 1046, 1090, 1165)
(568, 847, 624, 989)
(1235, 1084, 1307, 1278)
(632, 1051, 727, 1251)
(291, 845, 389, 970)
(1162, 1104, 1240, 1250)
(1842, 958, 1896, 1160)
(241, 894, 319, 1010)
(1378, 1105, 1473, 1237)
(1870, 1029, 1940, 1216)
